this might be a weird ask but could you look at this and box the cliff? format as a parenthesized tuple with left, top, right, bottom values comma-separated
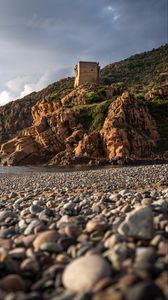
(0, 44, 168, 166)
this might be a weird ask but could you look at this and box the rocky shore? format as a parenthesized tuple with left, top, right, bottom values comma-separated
(0, 164, 168, 300)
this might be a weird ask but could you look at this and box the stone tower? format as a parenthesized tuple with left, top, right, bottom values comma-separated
(74, 61, 100, 87)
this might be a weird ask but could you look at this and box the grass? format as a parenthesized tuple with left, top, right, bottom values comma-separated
(76, 99, 113, 131)
(83, 86, 107, 104)
(44, 78, 74, 103)
(101, 44, 168, 88)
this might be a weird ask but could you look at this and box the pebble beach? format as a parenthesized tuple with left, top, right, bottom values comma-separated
(0, 164, 168, 300)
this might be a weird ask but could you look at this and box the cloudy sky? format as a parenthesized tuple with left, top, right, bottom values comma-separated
(0, 0, 167, 105)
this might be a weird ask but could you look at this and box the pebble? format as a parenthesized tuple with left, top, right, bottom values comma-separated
(33, 230, 60, 251)
(118, 206, 153, 239)
(64, 223, 81, 238)
(0, 274, 25, 292)
(20, 258, 40, 273)
(126, 281, 166, 300)
(86, 219, 108, 233)
(104, 234, 124, 248)
(63, 255, 111, 292)
(0, 164, 167, 299)
(0, 247, 8, 261)
(0, 238, 12, 249)
(135, 247, 156, 268)
(0, 211, 16, 222)
(141, 198, 153, 206)
(93, 288, 124, 300)
(40, 242, 63, 253)
(104, 243, 132, 270)
(29, 205, 44, 214)
(9, 247, 26, 259)
(24, 220, 43, 235)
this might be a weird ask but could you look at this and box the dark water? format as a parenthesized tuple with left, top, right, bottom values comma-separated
(0, 165, 107, 174)
(1, 161, 165, 174)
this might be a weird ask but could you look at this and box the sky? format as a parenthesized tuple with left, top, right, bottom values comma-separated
(0, 0, 167, 105)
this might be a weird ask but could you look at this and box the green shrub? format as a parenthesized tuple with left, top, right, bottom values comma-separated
(85, 92, 100, 104)
(101, 44, 168, 88)
(78, 99, 112, 131)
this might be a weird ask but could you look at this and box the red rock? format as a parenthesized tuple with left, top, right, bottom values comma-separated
(100, 92, 159, 160)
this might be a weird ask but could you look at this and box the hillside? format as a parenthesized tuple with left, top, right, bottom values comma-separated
(0, 44, 168, 166)
(101, 44, 168, 88)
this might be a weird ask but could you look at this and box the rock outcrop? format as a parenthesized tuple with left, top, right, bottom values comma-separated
(101, 92, 159, 160)
(0, 89, 160, 166)
(145, 84, 168, 101)
(0, 136, 45, 166)
(0, 77, 74, 145)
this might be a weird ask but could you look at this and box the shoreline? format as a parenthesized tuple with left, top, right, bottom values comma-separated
(1, 159, 168, 175)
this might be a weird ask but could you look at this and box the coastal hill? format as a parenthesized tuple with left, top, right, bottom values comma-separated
(0, 44, 168, 166)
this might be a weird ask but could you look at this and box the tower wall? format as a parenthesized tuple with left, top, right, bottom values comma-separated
(74, 61, 100, 87)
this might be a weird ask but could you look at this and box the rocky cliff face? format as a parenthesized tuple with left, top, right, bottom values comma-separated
(0, 87, 161, 166)
(0, 44, 168, 166)
(100, 92, 159, 160)
(0, 78, 74, 145)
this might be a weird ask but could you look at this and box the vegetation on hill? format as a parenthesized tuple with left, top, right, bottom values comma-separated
(44, 77, 74, 102)
(76, 99, 113, 131)
(101, 44, 168, 88)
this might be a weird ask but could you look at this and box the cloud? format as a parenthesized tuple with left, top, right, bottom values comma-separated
(103, 5, 120, 22)
(0, 71, 60, 106)
(19, 71, 57, 98)
(6, 76, 31, 93)
(0, 90, 12, 105)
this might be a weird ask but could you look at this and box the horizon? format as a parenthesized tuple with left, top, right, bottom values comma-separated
(0, 0, 167, 105)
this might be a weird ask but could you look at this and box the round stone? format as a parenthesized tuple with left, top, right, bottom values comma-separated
(0, 274, 25, 292)
(135, 247, 156, 267)
(0, 211, 16, 223)
(40, 242, 62, 253)
(33, 230, 59, 251)
(21, 258, 40, 273)
(141, 198, 153, 206)
(24, 220, 43, 235)
(62, 254, 111, 292)
(118, 206, 153, 240)
(64, 223, 81, 238)
(9, 247, 26, 259)
(104, 234, 124, 249)
(29, 205, 44, 214)
(86, 220, 108, 233)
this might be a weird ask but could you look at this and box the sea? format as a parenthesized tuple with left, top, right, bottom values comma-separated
(0, 165, 105, 174)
